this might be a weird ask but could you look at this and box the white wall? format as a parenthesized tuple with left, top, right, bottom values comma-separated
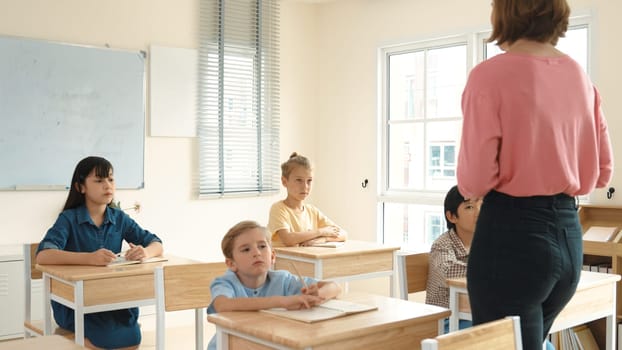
(309, 0, 622, 245)
(0, 0, 620, 266)
(0, 0, 317, 263)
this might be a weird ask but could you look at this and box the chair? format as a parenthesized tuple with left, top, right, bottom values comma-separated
(153, 262, 227, 350)
(421, 316, 523, 350)
(397, 251, 429, 300)
(23, 243, 74, 339)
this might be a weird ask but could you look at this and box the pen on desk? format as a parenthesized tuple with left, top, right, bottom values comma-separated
(290, 262, 308, 289)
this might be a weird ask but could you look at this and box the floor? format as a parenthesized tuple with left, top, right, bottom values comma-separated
(2, 312, 216, 350)
(138, 311, 216, 350)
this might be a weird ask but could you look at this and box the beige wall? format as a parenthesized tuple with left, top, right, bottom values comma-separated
(309, 0, 622, 246)
(0, 0, 316, 263)
(0, 0, 620, 269)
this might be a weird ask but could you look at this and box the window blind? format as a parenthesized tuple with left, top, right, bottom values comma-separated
(198, 0, 280, 196)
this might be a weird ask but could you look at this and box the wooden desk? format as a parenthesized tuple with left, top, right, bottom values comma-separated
(446, 271, 620, 350)
(208, 293, 450, 350)
(274, 240, 400, 297)
(0, 335, 84, 349)
(36, 256, 199, 346)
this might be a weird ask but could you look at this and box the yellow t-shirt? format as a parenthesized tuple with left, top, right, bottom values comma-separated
(267, 201, 336, 243)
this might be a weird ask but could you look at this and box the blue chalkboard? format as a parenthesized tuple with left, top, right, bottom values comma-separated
(0, 36, 145, 190)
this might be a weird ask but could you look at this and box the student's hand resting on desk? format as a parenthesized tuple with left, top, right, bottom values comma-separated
(319, 226, 347, 242)
(124, 243, 148, 261)
(301, 283, 321, 296)
(280, 295, 324, 310)
(319, 226, 341, 237)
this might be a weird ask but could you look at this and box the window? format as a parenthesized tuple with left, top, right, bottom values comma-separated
(426, 212, 444, 242)
(429, 143, 456, 178)
(380, 19, 591, 249)
(379, 36, 467, 249)
(198, 0, 280, 197)
(384, 39, 467, 193)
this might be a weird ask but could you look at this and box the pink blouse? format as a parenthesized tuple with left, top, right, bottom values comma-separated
(457, 52, 613, 198)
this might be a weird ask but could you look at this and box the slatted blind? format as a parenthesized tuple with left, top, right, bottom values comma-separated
(198, 0, 280, 196)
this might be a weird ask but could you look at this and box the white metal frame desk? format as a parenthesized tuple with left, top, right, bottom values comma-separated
(447, 270, 620, 350)
(273, 240, 400, 297)
(36, 255, 198, 346)
(208, 293, 450, 350)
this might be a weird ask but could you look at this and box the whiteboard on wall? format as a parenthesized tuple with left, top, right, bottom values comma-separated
(149, 45, 197, 137)
(0, 36, 145, 190)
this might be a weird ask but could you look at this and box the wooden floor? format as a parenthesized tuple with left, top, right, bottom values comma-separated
(1, 312, 216, 350)
(138, 312, 216, 350)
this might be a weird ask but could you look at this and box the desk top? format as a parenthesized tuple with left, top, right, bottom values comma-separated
(0, 335, 84, 350)
(208, 293, 450, 348)
(446, 270, 621, 290)
(35, 255, 200, 281)
(273, 240, 400, 259)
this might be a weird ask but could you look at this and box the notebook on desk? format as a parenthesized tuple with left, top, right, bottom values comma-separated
(107, 255, 168, 267)
(260, 299, 377, 323)
(309, 241, 345, 248)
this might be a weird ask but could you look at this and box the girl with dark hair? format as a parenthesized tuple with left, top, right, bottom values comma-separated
(36, 156, 163, 350)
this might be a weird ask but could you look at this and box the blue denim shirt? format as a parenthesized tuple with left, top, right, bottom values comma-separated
(38, 205, 161, 254)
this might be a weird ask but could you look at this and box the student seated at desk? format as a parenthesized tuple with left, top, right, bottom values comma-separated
(207, 220, 341, 350)
(268, 152, 347, 247)
(36, 156, 163, 350)
(426, 185, 481, 333)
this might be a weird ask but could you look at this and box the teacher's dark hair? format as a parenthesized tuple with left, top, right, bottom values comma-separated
(489, 0, 570, 46)
(63, 156, 114, 211)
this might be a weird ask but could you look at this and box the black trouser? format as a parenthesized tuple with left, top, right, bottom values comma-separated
(467, 190, 582, 350)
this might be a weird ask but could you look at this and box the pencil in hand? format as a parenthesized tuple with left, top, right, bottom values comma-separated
(290, 262, 308, 289)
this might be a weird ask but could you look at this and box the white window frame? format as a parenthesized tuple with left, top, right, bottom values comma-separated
(378, 35, 474, 207)
(378, 16, 593, 246)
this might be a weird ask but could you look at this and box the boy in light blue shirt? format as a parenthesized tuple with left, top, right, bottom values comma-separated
(207, 221, 341, 350)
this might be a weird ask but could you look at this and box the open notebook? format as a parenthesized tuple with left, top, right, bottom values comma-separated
(309, 241, 345, 248)
(107, 255, 168, 267)
(260, 299, 377, 323)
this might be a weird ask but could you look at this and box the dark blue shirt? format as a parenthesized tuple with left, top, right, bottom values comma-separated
(38, 205, 161, 254)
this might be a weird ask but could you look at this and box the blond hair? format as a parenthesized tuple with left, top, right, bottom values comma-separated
(221, 220, 271, 259)
(281, 152, 312, 179)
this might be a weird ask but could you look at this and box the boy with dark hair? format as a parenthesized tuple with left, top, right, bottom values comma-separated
(426, 185, 482, 333)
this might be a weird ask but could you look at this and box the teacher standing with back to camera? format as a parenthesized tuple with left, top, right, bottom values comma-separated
(456, 0, 613, 349)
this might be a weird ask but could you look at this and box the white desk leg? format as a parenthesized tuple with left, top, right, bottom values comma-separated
(606, 285, 617, 350)
(437, 318, 444, 335)
(314, 261, 323, 280)
(397, 254, 407, 300)
(195, 308, 204, 350)
(448, 286, 459, 332)
(390, 250, 397, 298)
(606, 313, 614, 350)
(74, 281, 85, 346)
(43, 274, 52, 335)
(216, 327, 228, 350)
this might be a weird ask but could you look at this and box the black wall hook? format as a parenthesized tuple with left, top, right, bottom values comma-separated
(361, 178, 369, 188)
(607, 187, 615, 199)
